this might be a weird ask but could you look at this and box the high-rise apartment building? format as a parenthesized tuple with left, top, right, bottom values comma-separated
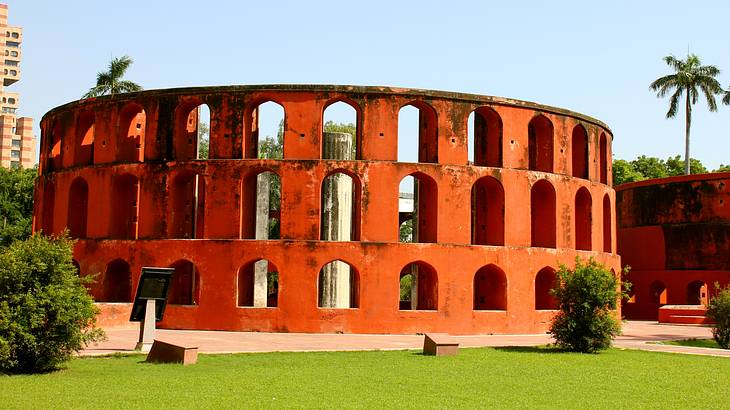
(0, 3, 35, 169)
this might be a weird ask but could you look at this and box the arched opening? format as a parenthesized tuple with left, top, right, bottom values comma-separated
(103, 258, 132, 302)
(649, 281, 667, 304)
(169, 171, 206, 239)
(67, 177, 88, 238)
(535, 267, 558, 310)
(174, 103, 210, 160)
(237, 259, 279, 308)
(322, 100, 359, 160)
(686, 280, 708, 305)
(468, 106, 503, 167)
(49, 120, 62, 170)
(74, 110, 95, 166)
(571, 124, 588, 179)
(244, 100, 285, 159)
(471, 176, 505, 246)
(168, 259, 199, 305)
(603, 194, 611, 253)
(110, 173, 139, 239)
(241, 171, 281, 239)
(575, 187, 592, 251)
(397, 102, 438, 163)
(473, 264, 507, 310)
(320, 171, 360, 241)
(399, 261, 438, 310)
(117, 103, 145, 162)
(599, 133, 608, 184)
(398, 173, 437, 243)
(42, 180, 55, 234)
(530, 180, 556, 248)
(528, 115, 553, 172)
(318, 260, 359, 308)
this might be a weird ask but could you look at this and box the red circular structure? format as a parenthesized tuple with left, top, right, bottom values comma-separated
(34, 85, 619, 334)
(618, 173, 730, 321)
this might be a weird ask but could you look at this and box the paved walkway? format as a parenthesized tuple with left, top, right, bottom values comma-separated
(82, 321, 729, 357)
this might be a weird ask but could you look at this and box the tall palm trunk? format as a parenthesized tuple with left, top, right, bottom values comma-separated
(684, 86, 691, 175)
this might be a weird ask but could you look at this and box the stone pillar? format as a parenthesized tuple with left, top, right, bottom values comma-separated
(253, 172, 270, 307)
(410, 179, 420, 308)
(412, 179, 420, 242)
(410, 265, 419, 310)
(320, 132, 353, 308)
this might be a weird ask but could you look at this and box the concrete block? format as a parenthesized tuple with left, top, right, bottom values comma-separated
(146, 340, 198, 365)
(423, 333, 458, 356)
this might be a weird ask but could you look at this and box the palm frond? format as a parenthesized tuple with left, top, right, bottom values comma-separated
(663, 55, 683, 72)
(117, 80, 143, 93)
(82, 85, 107, 99)
(723, 89, 730, 105)
(697, 64, 720, 77)
(666, 88, 682, 118)
(698, 83, 718, 112)
(109, 56, 133, 79)
(649, 74, 678, 96)
(689, 86, 699, 105)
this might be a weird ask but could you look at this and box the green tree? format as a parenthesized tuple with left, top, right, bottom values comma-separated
(715, 164, 730, 173)
(649, 54, 723, 175)
(612, 159, 645, 185)
(665, 155, 707, 176)
(706, 285, 730, 349)
(0, 234, 104, 373)
(83, 55, 143, 99)
(630, 155, 668, 179)
(197, 121, 209, 159)
(0, 167, 36, 247)
(549, 258, 626, 353)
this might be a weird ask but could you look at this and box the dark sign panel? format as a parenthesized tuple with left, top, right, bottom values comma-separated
(130, 267, 174, 322)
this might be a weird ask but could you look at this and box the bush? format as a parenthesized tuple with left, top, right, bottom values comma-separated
(549, 258, 625, 353)
(0, 234, 104, 373)
(706, 285, 730, 349)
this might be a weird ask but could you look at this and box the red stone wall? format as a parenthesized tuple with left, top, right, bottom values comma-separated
(617, 173, 730, 320)
(34, 85, 619, 334)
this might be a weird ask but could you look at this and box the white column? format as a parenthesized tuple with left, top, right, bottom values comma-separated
(253, 173, 270, 307)
(320, 132, 353, 308)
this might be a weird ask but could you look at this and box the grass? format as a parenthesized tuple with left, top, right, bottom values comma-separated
(660, 338, 725, 349)
(2, 347, 730, 409)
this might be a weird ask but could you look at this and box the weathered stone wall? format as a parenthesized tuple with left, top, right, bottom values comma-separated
(617, 173, 730, 320)
(34, 85, 618, 334)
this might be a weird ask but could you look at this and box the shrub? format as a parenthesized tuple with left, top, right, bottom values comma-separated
(706, 285, 730, 349)
(0, 234, 104, 373)
(549, 257, 625, 353)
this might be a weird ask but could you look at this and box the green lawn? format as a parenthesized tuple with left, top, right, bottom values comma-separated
(661, 338, 725, 349)
(2, 347, 729, 409)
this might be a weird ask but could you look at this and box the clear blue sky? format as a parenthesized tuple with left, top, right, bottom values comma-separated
(9, 0, 730, 169)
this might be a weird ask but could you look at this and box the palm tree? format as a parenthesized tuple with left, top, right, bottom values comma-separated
(83, 55, 142, 99)
(649, 54, 723, 175)
(723, 86, 730, 106)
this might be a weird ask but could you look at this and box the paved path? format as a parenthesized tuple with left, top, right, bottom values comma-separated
(82, 321, 729, 357)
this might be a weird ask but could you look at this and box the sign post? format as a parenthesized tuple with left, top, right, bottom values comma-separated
(130, 267, 174, 352)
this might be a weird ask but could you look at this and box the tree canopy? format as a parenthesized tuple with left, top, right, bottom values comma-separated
(611, 155, 723, 185)
(83, 55, 142, 99)
(0, 167, 36, 247)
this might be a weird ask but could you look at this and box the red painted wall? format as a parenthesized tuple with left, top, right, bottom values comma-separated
(34, 85, 619, 334)
(617, 173, 730, 320)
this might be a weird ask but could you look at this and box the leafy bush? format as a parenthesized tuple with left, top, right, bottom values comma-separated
(0, 234, 104, 373)
(549, 258, 625, 353)
(706, 285, 730, 349)
(0, 166, 36, 246)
